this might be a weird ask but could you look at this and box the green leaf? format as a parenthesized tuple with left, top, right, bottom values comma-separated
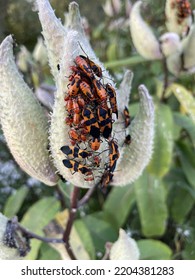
(167, 83, 195, 123)
(147, 103, 174, 177)
(107, 42, 118, 61)
(74, 219, 95, 260)
(137, 239, 172, 260)
(21, 197, 60, 260)
(177, 142, 195, 189)
(3, 185, 29, 218)
(134, 171, 168, 237)
(103, 184, 135, 228)
(82, 214, 118, 256)
(39, 243, 61, 260)
(169, 185, 194, 224)
(174, 112, 195, 148)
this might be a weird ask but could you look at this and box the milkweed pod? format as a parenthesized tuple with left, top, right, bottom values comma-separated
(110, 229, 140, 260)
(0, 36, 58, 186)
(129, 1, 162, 60)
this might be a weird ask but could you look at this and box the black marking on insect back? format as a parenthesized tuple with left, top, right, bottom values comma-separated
(90, 125, 100, 138)
(63, 159, 73, 169)
(102, 126, 112, 139)
(61, 146, 72, 155)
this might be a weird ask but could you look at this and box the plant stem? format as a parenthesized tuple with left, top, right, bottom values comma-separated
(161, 57, 169, 102)
(62, 186, 80, 260)
(104, 55, 148, 69)
(8, 216, 63, 245)
(78, 187, 95, 208)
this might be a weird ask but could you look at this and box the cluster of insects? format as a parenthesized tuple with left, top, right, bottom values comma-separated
(171, 0, 192, 24)
(60, 50, 131, 188)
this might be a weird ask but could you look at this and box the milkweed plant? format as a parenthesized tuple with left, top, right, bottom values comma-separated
(0, 0, 195, 260)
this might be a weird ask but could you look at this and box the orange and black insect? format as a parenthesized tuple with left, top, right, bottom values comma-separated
(79, 81, 95, 100)
(97, 107, 112, 139)
(77, 94, 85, 108)
(61, 145, 92, 159)
(82, 108, 100, 138)
(123, 106, 131, 128)
(89, 137, 101, 151)
(69, 128, 80, 142)
(79, 55, 103, 78)
(62, 159, 92, 175)
(67, 73, 82, 96)
(65, 98, 73, 113)
(75, 56, 94, 79)
(106, 84, 118, 118)
(108, 139, 120, 173)
(65, 116, 73, 126)
(92, 78, 107, 101)
(99, 170, 113, 189)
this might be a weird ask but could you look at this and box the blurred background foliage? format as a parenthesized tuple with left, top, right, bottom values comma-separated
(0, 0, 195, 260)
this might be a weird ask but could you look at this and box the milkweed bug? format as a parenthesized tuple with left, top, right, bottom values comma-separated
(67, 73, 82, 96)
(99, 170, 113, 189)
(97, 107, 113, 139)
(69, 128, 80, 142)
(65, 116, 73, 126)
(62, 159, 92, 175)
(72, 99, 80, 114)
(89, 137, 101, 151)
(79, 55, 103, 78)
(108, 139, 120, 173)
(75, 56, 94, 79)
(82, 108, 100, 138)
(77, 94, 85, 108)
(60, 145, 92, 159)
(106, 84, 118, 118)
(79, 81, 95, 100)
(92, 79, 107, 101)
(65, 98, 73, 113)
(123, 106, 131, 128)
(73, 112, 80, 125)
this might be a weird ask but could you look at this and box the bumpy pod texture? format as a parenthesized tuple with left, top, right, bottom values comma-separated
(110, 229, 140, 260)
(0, 36, 58, 186)
(113, 85, 154, 186)
(0, 213, 20, 260)
(130, 1, 162, 60)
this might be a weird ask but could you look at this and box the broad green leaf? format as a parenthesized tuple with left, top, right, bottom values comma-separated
(169, 185, 195, 224)
(39, 243, 61, 260)
(82, 214, 118, 256)
(147, 103, 174, 177)
(3, 186, 29, 218)
(21, 197, 60, 260)
(167, 83, 195, 123)
(74, 219, 95, 259)
(177, 142, 195, 189)
(137, 239, 172, 260)
(103, 184, 135, 228)
(174, 112, 195, 148)
(134, 171, 168, 237)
